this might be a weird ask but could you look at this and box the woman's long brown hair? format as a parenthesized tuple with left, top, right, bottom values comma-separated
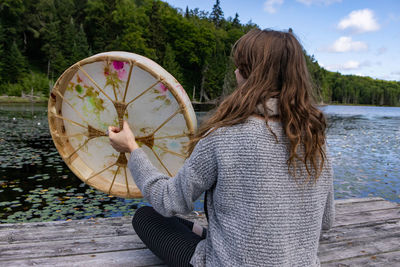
(187, 29, 327, 182)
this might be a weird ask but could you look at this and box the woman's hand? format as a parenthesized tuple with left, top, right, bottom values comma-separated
(108, 121, 139, 153)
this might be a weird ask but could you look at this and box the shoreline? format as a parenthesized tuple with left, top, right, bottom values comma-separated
(0, 96, 48, 103)
(324, 102, 400, 107)
(0, 96, 399, 108)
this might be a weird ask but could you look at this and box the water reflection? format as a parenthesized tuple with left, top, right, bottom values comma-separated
(322, 105, 400, 203)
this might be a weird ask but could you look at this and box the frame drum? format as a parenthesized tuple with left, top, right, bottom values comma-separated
(48, 52, 197, 198)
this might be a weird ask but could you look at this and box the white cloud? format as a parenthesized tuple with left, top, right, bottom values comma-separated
(326, 61, 359, 71)
(325, 60, 372, 71)
(338, 9, 380, 33)
(264, 0, 284, 14)
(341, 60, 360, 70)
(296, 0, 341, 6)
(324, 36, 368, 52)
(379, 73, 400, 81)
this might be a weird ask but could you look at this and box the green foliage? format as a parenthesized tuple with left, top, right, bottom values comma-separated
(21, 72, 51, 95)
(222, 56, 237, 96)
(3, 83, 23, 96)
(0, 23, 4, 80)
(0, 72, 50, 96)
(203, 53, 228, 99)
(147, 0, 165, 61)
(210, 0, 224, 27)
(0, 0, 26, 47)
(163, 43, 183, 83)
(0, 0, 399, 106)
(71, 24, 90, 63)
(110, 0, 155, 58)
(7, 41, 27, 83)
(63, 18, 90, 65)
(305, 53, 400, 106)
(84, 0, 118, 53)
(232, 13, 240, 28)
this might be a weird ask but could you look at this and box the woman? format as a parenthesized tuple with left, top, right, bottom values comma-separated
(109, 28, 334, 267)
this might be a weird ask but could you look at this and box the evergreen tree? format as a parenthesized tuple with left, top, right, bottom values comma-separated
(42, 20, 67, 78)
(222, 56, 236, 96)
(63, 18, 90, 65)
(210, 0, 224, 27)
(185, 6, 190, 18)
(163, 43, 183, 83)
(111, 0, 155, 58)
(63, 17, 78, 65)
(84, 0, 118, 53)
(202, 53, 227, 99)
(0, 0, 26, 48)
(148, 0, 165, 62)
(72, 24, 90, 61)
(0, 23, 4, 81)
(7, 41, 27, 83)
(232, 13, 240, 28)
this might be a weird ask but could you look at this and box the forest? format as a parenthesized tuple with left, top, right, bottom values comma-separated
(0, 0, 400, 106)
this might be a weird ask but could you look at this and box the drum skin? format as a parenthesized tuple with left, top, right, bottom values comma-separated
(48, 52, 197, 198)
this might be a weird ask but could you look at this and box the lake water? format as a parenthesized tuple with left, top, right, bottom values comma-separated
(321, 105, 400, 202)
(0, 103, 399, 223)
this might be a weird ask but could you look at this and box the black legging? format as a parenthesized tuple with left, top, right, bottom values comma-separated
(132, 206, 207, 267)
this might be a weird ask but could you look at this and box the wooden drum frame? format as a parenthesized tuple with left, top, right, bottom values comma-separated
(48, 52, 197, 198)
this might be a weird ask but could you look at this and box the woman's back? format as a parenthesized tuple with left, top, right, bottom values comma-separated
(114, 28, 335, 267)
(191, 116, 334, 267)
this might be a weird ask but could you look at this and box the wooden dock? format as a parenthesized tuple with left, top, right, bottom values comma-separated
(0, 197, 399, 266)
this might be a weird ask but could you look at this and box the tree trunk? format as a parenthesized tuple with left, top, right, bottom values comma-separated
(200, 63, 209, 102)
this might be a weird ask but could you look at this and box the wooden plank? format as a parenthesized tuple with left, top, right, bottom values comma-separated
(335, 200, 399, 215)
(334, 197, 385, 205)
(321, 250, 400, 267)
(0, 213, 207, 232)
(333, 208, 400, 227)
(321, 220, 400, 244)
(0, 217, 133, 231)
(0, 214, 207, 245)
(0, 224, 135, 245)
(319, 230, 400, 263)
(1, 198, 399, 266)
(0, 235, 146, 261)
(0, 218, 133, 232)
(0, 249, 165, 267)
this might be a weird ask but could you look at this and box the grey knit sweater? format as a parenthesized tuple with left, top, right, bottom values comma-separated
(128, 116, 334, 267)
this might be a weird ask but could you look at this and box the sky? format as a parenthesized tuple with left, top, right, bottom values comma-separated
(161, 0, 400, 81)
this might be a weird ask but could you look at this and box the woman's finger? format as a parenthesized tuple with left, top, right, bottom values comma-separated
(123, 120, 130, 129)
(108, 126, 120, 133)
(123, 120, 135, 137)
(108, 129, 115, 138)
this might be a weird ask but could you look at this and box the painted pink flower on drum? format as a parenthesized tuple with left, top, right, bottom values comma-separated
(118, 69, 126, 80)
(113, 61, 124, 70)
(158, 83, 168, 95)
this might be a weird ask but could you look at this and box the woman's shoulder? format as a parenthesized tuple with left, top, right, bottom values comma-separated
(203, 116, 281, 142)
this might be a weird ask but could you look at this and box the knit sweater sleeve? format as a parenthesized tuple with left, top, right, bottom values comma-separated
(322, 179, 335, 230)
(127, 135, 218, 217)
